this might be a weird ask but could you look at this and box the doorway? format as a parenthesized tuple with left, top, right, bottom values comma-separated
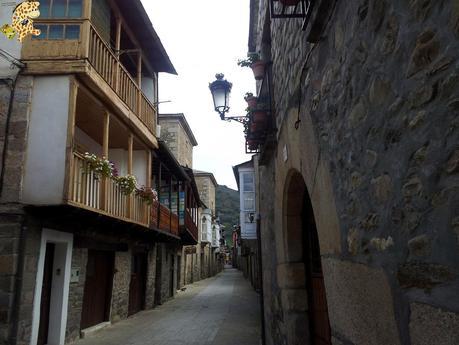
(128, 252, 147, 316)
(81, 250, 114, 329)
(37, 243, 55, 345)
(283, 171, 331, 345)
(169, 254, 175, 297)
(177, 255, 182, 289)
(302, 188, 331, 344)
(31, 230, 73, 345)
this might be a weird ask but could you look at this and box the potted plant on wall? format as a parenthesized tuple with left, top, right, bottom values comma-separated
(251, 103, 269, 125)
(244, 92, 257, 108)
(238, 52, 265, 80)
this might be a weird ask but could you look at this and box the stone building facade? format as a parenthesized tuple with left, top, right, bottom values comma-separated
(0, 1, 188, 344)
(158, 115, 222, 285)
(247, 1, 459, 344)
(158, 113, 198, 169)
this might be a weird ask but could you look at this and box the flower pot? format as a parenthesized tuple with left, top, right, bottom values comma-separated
(280, 0, 301, 6)
(252, 110, 267, 123)
(245, 96, 257, 108)
(250, 121, 266, 133)
(251, 61, 265, 80)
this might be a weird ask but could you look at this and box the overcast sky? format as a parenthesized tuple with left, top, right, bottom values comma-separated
(141, 0, 254, 190)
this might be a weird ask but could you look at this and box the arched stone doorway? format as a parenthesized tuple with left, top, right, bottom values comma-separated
(281, 170, 331, 345)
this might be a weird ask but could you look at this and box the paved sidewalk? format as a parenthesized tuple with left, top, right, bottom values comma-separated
(74, 268, 261, 345)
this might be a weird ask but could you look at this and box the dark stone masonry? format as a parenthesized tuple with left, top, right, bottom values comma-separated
(249, 0, 459, 344)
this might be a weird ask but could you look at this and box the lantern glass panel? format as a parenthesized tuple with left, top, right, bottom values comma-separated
(212, 86, 228, 113)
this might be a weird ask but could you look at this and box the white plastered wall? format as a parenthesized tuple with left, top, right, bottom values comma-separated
(22, 76, 70, 205)
(133, 150, 147, 187)
(74, 127, 102, 156)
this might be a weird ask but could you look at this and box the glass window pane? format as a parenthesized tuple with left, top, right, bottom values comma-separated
(32, 25, 47, 39)
(48, 25, 64, 39)
(68, 0, 82, 17)
(65, 25, 80, 39)
(39, 0, 51, 18)
(244, 192, 255, 211)
(242, 173, 254, 192)
(52, 0, 67, 17)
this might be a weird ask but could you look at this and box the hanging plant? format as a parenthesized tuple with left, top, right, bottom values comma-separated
(83, 152, 114, 179)
(115, 175, 137, 195)
(244, 92, 257, 108)
(238, 52, 266, 80)
(135, 186, 158, 205)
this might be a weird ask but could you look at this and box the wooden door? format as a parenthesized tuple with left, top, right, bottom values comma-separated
(128, 253, 147, 316)
(303, 197, 331, 345)
(38, 243, 55, 345)
(81, 250, 114, 329)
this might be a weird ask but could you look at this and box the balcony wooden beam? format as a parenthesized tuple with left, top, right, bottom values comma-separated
(101, 111, 110, 211)
(64, 78, 78, 202)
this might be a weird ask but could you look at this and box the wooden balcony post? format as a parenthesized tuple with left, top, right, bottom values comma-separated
(157, 162, 162, 228)
(127, 134, 133, 218)
(114, 18, 122, 92)
(65, 79, 78, 202)
(100, 111, 110, 211)
(137, 51, 142, 115)
(146, 152, 152, 225)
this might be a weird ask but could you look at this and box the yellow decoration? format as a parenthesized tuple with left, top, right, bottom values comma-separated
(1, 24, 16, 40)
(9, 1, 41, 42)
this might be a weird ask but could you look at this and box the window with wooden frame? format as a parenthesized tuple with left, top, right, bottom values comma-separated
(40, 0, 83, 18)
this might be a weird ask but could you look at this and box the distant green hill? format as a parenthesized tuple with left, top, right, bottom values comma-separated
(216, 185, 240, 246)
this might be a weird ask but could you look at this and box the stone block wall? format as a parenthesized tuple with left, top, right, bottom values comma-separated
(251, 0, 459, 344)
(0, 209, 22, 344)
(66, 248, 87, 343)
(159, 120, 193, 168)
(110, 251, 131, 323)
(16, 221, 41, 345)
(0, 76, 33, 204)
(145, 246, 157, 309)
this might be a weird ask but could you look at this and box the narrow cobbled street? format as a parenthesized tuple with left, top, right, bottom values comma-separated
(74, 268, 260, 345)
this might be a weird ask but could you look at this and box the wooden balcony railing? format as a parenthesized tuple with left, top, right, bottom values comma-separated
(69, 152, 149, 227)
(150, 201, 179, 236)
(184, 210, 198, 241)
(88, 24, 156, 132)
(24, 20, 157, 134)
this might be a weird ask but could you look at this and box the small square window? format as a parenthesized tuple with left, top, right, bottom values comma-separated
(40, 0, 51, 18)
(48, 25, 64, 39)
(65, 25, 80, 39)
(52, 0, 66, 17)
(68, 0, 82, 17)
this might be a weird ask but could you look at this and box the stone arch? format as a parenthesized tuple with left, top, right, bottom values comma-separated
(278, 169, 331, 345)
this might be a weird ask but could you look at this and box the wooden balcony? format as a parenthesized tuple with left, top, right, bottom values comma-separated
(22, 20, 157, 140)
(150, 201, 180, 237)
(68, 152, 150, 227)
(183, 210, 199, 243)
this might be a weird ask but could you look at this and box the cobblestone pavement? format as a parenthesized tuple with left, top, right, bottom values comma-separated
(74, 268, 261, 345)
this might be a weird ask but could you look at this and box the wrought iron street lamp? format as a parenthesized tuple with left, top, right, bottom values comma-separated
(209, 74, 248, 125)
